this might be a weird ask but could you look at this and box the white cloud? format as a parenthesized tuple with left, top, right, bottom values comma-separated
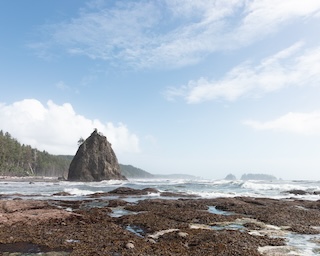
(49, 1, 161, 66)
(0, 99, 139, 155)
(32, 0, 320, 69)
(166, 43, 320, 103)
(243, 111, 320, 135)
(232, 0, 320, 45)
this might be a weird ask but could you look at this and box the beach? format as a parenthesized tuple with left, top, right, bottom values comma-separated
(0, 178, 320, 255)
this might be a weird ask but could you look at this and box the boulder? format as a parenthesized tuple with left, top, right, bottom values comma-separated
(68, 129, 126, 181)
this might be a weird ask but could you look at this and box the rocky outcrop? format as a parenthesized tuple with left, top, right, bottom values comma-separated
(68, 129, 126, 181)
(3, 196, 320, 254)
(0, 200, 74, 226)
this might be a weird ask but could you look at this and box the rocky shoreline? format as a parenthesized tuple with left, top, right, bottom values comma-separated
(0, 188, 320, 255)
(0, 176, 61, 182)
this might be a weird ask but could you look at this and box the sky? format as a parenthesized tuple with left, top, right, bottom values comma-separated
(1, 0, 320, 180)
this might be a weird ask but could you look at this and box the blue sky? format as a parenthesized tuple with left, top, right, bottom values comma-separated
(1, 0, 320, 180)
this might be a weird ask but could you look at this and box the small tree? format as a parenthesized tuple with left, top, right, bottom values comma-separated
(78, 137, 85, 146)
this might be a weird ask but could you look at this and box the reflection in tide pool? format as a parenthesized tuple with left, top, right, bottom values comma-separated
(109, 207, 138, 218)
(286, 233, 320, 256)
(208, 206, 234, 215)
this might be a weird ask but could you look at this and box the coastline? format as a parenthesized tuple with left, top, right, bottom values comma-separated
(0, 188, 319, 255)
(0, 176, 62, 182)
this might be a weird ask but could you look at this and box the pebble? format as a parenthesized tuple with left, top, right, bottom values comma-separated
(178, 231, 188, 238)
(146, 238, 156, 244)
(125, 242, 135, 249)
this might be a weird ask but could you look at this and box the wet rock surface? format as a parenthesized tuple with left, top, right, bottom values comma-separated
(284, 189, 320, 195)
(0, 242, 71, 255)
(108, 187, 159, 195)
(0, 190, 319, 255)
(209, 197, 320, 233)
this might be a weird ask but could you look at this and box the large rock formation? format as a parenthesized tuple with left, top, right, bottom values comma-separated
(68, 129, 126, 181)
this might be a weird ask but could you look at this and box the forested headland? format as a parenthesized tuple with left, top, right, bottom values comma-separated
(0, 130, 152, 179)
(0, 130, 71, 177)
(0, 130, 191, 179)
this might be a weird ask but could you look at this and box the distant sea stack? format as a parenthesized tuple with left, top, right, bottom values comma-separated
(241, 173, 277, 181)
(68, 129, 126, 181)
(224, 174, 237, 180)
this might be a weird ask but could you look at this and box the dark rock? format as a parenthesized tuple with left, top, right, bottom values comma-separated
(142, 188, 159, 194)
(89, 192, 110, 198)
(67, 129, 126, 181)
(52, 192, 72, 196)
(285, 189, 308, 195)
(108, 199, 128, 207)
(243, 222, 263, 230)
(0, 242, 71, 254)
(289, 224, 320, 234)
(108, 187, 159, 195)
(160, 191, 198, 197)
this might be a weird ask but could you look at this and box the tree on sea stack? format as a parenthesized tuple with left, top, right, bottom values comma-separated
(67, 129, 127, 181)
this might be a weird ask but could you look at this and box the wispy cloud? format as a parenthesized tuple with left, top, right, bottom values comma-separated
(55, 81, 70, 90)
(166, 43, 320, 103)
(30, 0, 320, 69)
(0, 99, 139, 155)
(231, 0, 320, 46)
(244, 111, 320, 135)
(55, 81, 80, 94)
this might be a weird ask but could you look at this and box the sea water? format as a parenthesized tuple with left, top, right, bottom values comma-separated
(1, 178, 320, 255)
(1, 178, 319, 200)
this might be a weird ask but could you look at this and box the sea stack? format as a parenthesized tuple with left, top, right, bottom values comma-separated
(68, 129, 126, 181)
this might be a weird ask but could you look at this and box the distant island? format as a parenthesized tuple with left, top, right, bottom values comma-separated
(224, 173, 278, 181)
(241, 173, 277, 181)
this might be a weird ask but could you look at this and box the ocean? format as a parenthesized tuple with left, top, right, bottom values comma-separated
(1, 178, 319, 200)
(1, 178, 320, 255)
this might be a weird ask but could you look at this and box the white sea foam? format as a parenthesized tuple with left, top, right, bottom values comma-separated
(99, 180, 128, 185)
(127, 178, 194, 186)
(63, 188, 98, 196)
(242, 181, 308, 191)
